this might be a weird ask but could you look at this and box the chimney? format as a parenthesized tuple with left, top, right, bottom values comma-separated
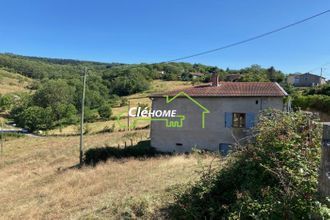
(211, 73, 219, 86)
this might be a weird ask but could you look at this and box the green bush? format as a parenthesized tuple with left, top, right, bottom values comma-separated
(98, 104, 112, 120)
(305, 84, 330, 96)
(84, 140, 157, 165)
(292, 94, 330, 113)
(0, 132, 24, 141)
(84, 108, 99, 122)
(16, 106, 54, 131)
(0, 94, 18, 111)
(169, 110, 329, 219)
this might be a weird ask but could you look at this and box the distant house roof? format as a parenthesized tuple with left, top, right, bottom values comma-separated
(225, 74, 242, 82)
(301, 72, 325, 79)
(151, 82, 287, 97)
(289, 72, 325, 79)
(190, 72, 205, 77)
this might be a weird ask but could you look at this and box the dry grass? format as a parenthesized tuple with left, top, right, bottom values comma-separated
(113, 80, 192, 116)
(0, 130, 219, 219)
(0, 69, 32, 94)
(47, 118, 150, 135)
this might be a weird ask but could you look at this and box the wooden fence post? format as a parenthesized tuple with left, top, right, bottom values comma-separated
(319, 123, 330, 197)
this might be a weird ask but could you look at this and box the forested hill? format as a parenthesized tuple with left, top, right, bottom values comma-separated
(0, 53, 287, 132)
(0, 53, 220, 79)
(0, 53, 122, 79)
(0, 53, 285, 82)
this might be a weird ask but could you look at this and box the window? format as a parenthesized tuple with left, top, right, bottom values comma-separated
(176, 143, 183, 146)
(225, 112, 255, 128)
(232, 113, 246, 128)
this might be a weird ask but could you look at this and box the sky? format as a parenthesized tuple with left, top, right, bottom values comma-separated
(0, 0, 330, 77)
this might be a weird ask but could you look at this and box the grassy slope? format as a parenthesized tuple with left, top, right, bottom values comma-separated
(0, 59, 217, 218)
(0, 74, 192, 135)
(48, 80, 193, 135)
(0, 68, 33, 129)
(0, 68, 32, 94)
(0, 130, 218, 219)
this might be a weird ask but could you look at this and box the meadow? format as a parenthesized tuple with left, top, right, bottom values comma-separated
(0, 130, 219, 219)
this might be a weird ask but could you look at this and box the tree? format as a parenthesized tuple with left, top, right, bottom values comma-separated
(109, 71, 150, 96)
(267, 66, 285, 82)
(0, 94, 15, 111)
(17, 106, 53, 131)
(98, 104, 112, 120)
(240, 65, 269, 82)
(33, 79, 74, 108)
(53, 103, 78, 125)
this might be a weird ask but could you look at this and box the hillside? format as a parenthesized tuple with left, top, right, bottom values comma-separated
(0, 54, 328, 219)
(0, 131, 219, 219)
(0, 68, 32, 94)
(0, 53, 288, 134)
(48, 80, 192, 135)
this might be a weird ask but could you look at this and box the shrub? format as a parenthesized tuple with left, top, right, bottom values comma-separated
(120, 97, 128, 107)
(292, 94, 330, 114)
(169, 110, 328, 219)
(16, 106, 54, 132)
(99, 124, 115, 133)
(0, 132, 24, 141)
(84, 140, 157, 165)
(0, 94, 15, 111)
(84, 108, 99, 122)
(98, 104, 112, 120)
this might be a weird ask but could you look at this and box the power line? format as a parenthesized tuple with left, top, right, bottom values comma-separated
(307, 61, 330, 73)
(167, 9, 330, 62)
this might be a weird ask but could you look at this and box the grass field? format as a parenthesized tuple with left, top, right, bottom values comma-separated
(0, 69, 32, 94)
(0, 130, 219, 219)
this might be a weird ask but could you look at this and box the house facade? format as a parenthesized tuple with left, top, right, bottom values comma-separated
(150, 80, 287, 153)
(287, 73, 326, 87)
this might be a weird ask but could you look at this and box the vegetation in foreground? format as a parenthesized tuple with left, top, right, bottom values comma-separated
(168, 111, 329, 219)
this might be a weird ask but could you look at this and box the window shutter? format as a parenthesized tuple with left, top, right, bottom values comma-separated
(225, 112, 232, 128)
(246, 112, 255, 128)
(219, 143, 230, 156)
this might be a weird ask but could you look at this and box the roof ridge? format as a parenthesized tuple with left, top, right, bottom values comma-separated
(150, 81, 287, 97)
(274, 82, 288, 96)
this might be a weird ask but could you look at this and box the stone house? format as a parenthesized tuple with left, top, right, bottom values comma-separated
(149, 76, 287, 153)
(287, 73, 326, 87)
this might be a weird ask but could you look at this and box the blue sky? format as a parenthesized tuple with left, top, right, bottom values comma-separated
(0, 0, 330, 77)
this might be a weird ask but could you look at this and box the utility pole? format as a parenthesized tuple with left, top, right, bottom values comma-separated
(0, 120, 3, 161)
(127, 100, 130, 131)
(321, 68, 323, 78)
(79, 67, 87, 167)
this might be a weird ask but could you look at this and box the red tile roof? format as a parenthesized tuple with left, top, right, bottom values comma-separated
(151, 82, 287, 97)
